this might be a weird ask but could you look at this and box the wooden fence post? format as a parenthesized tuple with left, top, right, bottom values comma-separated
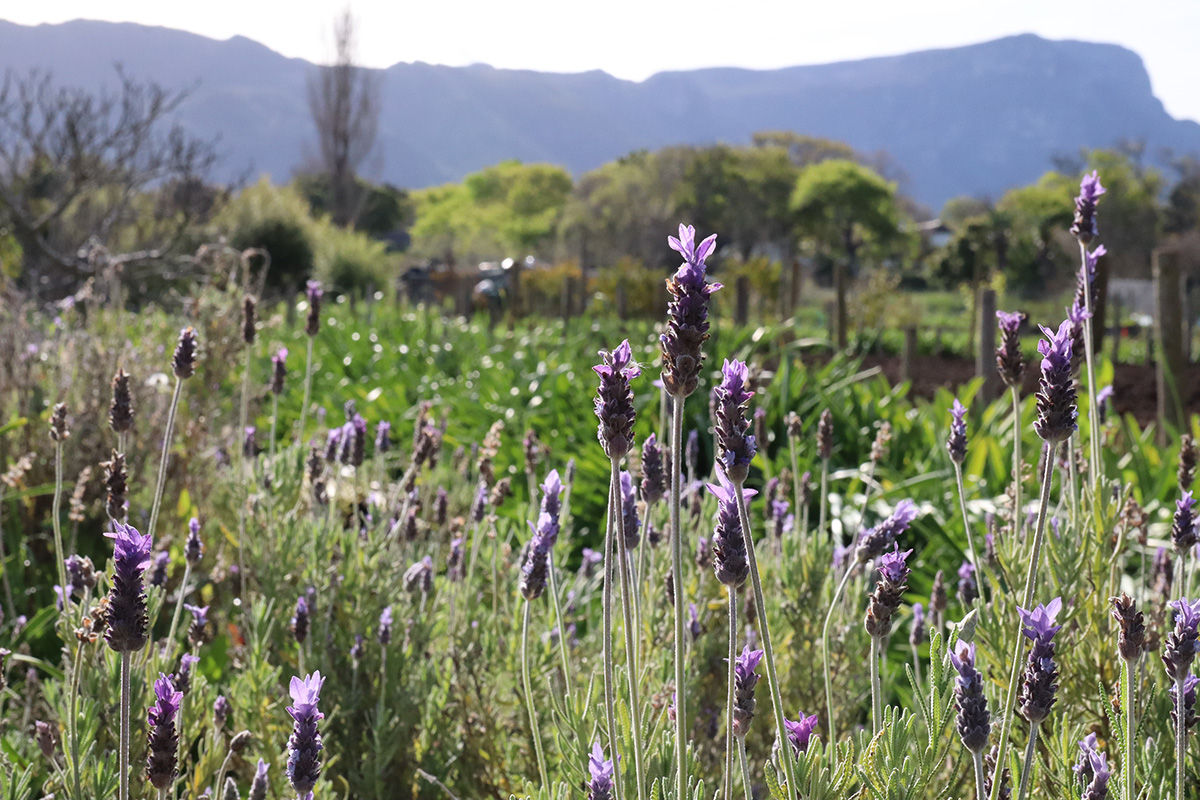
(977, 288, 999, 403)
(1155, 248, 1184, 437)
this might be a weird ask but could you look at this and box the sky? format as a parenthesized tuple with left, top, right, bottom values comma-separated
(6, 1, 1199, 122)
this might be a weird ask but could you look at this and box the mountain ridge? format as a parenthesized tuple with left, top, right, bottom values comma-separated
(1, 19, 1196, 207)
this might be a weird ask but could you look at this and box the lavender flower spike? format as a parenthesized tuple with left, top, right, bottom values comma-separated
(706, 474, 755, 588)
(1162, 598, 1200, 682)
(947, 399, 968, 464)
(1016, 597, 1063, 723)
(1033, 318, 1077, 442)
(1081, 750, 1112, 800)
(104, 521, 153, 652)
(519, 468, 565, 600)
(271, 347, 288, 395)
(661, 223, 722, 399)
(731, 645, 764, 738)
(951, 643, 991, 753)
(1172, 490, 1198, 557)
(713, 359, 757, 484)
(619, 470, 640, 549)
(286, 671, 325, 799)
(249, 759, 270, 800)
(640, 433, 665, 506)
(185, 517, 204, 566)
(377, 606, 393, 646)
(593, 340, 641, 460)
(145, 673, 183, 788)
(854, 499, 919, 564)
(996, 311, 1027, 387)
(305, 280, 323, 337)
(865, 545, 913, 638)
(1071, 170, 1106, 244)
(783, 712, 819, 756)
(587, 741, 615, 800)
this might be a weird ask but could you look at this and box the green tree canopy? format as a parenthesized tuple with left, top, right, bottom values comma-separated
(789, 159, 902, 260)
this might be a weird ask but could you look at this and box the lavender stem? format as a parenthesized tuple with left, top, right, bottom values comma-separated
(602, 479, 625, 800)
(669, 397, 686, 799)
(521, 599, 549, 789)
(146, 377, 183, 544)
(972, 750, 986, 800)
(723, 589, 737, 800)
(52, 440, 68, 614)
(870, 636, 883, 734)
(1011, 386, 1022, 538)
(1016, 722, 1040, 800)
(611, 461, 647, 800)
(1078, 240, 1104, 497)
(546, 551, 574, 700)
(821, 564, 856, 742)
(953, 462, 985, 607)
(119, 651, 131, 800)
(298, 335, 314, 443)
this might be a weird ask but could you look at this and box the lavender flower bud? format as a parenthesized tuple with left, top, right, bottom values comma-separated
(447, 537, 464, 581)
(271, 348, 288, 395)
(286, 671, 325, 796)
(185, 604, 211, 647)
(1163, 598, 1200, 682)
(350, 414, 367, 467)
(1173, 491, 1198, 556)
(305, 280, 323, 337)
(377, 606, 393, 646)
(910, 602, 926, 648)
(223, 776, 240, 800)
(403, 556, 434, 596)
(695, 534, 710, 571)
(1110, 594, 1146, 662)
(1034, 318, 1077, 442)
(660, 224, 722, 399)
(619, 471, 639, 549)
(249, 759, 270, 800)
(185, 517, 204, 566)
(213, 695, 230, 729)
(110, 368, 134, 434)
(707, 476, 752, 587)
(65, 554, 96, 596)
(985, 745, 1011, 800)
(640, 433, 665, 506)
(148, 551, 170, 588)
(870, 421, 892, 464)
(349, 635, 365, 665)
(1016, 598, 1062, 723)
(520, 470, 565, 600)
(688, 602, 701, 641)
(770, 498, 793, 540)
(587, 741, 614, 800)
(865, 546, 913, 638)
(754, 407, 768, 459)
(957, 560, 978, 606)
(1080, 748, 1111, 800)
(375, 421, 391, 454)
(49, 402, 70, 442)
(593, 340, 640, 460)
(1170, 673, 1198, 731)
(173, 327, 199, 379)
(816, 408, 833, 461)
(145, 674, 183, 788)
(291, 597, 309, 645)
(103, 449, 128, 521)
(104, 521, 152, 652)
(1070, 170, 1106, 244)
(951, 643, 991, 752)
(732, 645, 763, 738)
(783, 712, 819, 756)
(947, 399, 967, 464)
(995, 311, 1027, 388)
(854, 499, 918, 564)
(241, 296, 257, 344)
(173, 653, 199, 694)
(1075, 244, 1104, 319)
(714, 359, 757, 483)
(35, 720, 56, 760)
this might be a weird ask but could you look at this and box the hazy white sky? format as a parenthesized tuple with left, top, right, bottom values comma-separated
(7, 1, 1200, 121)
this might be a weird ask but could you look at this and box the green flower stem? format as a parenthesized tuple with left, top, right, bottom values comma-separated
(869, 636, 883, 734)
(1121, 657, 1136, 800)
(988, 442, 1058, 800)
(547, 551, 574, 700)
(147, 377, 184, 544)
(1175, 675, 1186, 800)
(1016, 722, 1040, 800)
(737, 737, 753, 800)
(119, 652, 131, 800)
(611, 461, 647, 800)
(521, 599, 549, 790)
(669, 397, 687, 799)
(972, 750, 986, 800)
(68, 635, 84, 799)
(734, 485, 798, 799)
(821, 565, 856, 743)
(789, 437, 803, 549)
(953, 462, 985, 607)
(723, 589, 737, 800)
(818, 458, 830, 542)
(52, 440, 68, 610)
(165, 562, 192, 654)
(1078, 240, 1104, 498)
(298, 335, 315, 443)
(602, 480, 625, 800)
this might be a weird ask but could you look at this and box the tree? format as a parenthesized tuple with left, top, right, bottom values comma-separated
(0, 68, 217, 296)
(307, 9, 380, 228)
(790, 160, 902, 348)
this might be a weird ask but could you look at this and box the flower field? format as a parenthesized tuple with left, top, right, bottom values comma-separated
(1, 175, 1198, 800)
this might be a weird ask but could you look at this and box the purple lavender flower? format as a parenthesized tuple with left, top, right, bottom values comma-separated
(1067, 301, 1091, 375)
(594, 340, 640, 460)
(286, 671, 325, 797)
(1110, 594, 1146, 663)
(404, 556, 434, 595)
(350, 414, 367, 467)
(185, 517, 204, 566)
(1074, 732, 1101, 786)
(1097, 383, 1114, 424)
(947, 399, 967, 464)
(1173, 491, 1198, 556)
(865, 546, 913, 638)
(149, 550, 170, 588)
(686, 428, 700, 480)
(950, 643, 991, 753)
(957, 560, 978, 606)
(172, 327, 199, 379)
(1017, 597, 1063, 723)
(1071, 170, 1106, 244)
(520, 469, 565, 600)
(688, 602, 701, 640)
(1034, 318, 1077, 442)
(249, 759, 270, 800)
(660, 223, 722, 399)
(213, 695, 230, 729)
(435, 487, 448, 527)
(377, 606, 393, 646)
(271, 347, 288, 395)
(640, 433, 665, 506)
(349, 635, 365, 666)
(586, 741, 615, 800)
(305, 280, 323, 337)
(1076, 244, 1106, 317)
(291, 597, 310, 645)
(707, 475, 754, 588)
(1170, 673, 1198, 731)
(619, 470, 640, 549)
(243, 426, 258, 459)
(1081, 750, 1111, 800)
(145, 673, 183, 788)
(996, 310, 1027, 387)
(770, 497, 794, 540)
(185, 604, 210, 647)
(910, 602, 926, 648)
(817, 409, 833, 461)
(732, 645, 763, 738)
(375, 421, 391, 454)
(109, 368, 134, 433)
(64, 554, 95, 598)
(470, 481, 488, 523)
(1163, 598, 1200, 682)
(783, 712, 819, 756)
(173, 653, 200, 694)
(104, 521, 153, 652)
(579, 547, 602, 578)
(854, 499, 918, 564)
(713, 359, 757, 483)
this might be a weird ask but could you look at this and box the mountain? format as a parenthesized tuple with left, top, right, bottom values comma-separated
(1, 19, 1198, 208)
